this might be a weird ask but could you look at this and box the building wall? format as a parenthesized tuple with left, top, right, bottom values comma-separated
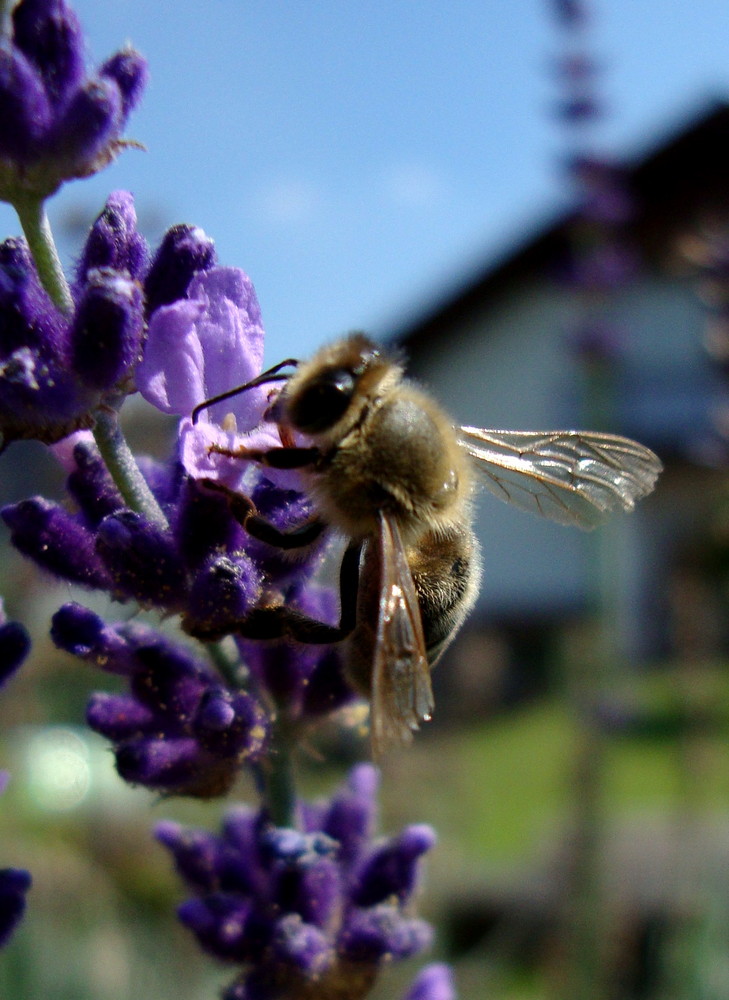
(404, 269, 724, 659)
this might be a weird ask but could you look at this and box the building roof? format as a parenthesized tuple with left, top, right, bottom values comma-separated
(399, 101, 729, 352)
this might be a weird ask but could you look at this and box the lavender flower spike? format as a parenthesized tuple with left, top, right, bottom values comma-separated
(157, 765, 436, 998)
(0, 198, 146, 447)
(52, 603, 269, 798)
(0, 0, 147, 201)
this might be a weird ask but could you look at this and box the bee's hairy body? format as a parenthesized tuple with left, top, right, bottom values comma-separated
(276, 334, 482, 683)
(198, 330, 661, 755)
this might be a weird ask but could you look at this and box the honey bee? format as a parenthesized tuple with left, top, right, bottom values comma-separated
(194, 334, 662, 757)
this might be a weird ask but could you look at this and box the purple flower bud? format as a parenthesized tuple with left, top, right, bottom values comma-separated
(0, 45, 52, 162)
(65, 440, 125, 527)
(0, 346, 96, 445)
(0, 867, 32, 948)
(0, 240, 102, 446)
(339, 906, 433, 962)
(280, 856, 342, 929)
(86, 691, 156, 739)
(172, 479, 246, 572)
(0, 238, 65, 353)
(130, 642, 212, 720)
(270, 914, 333, 975)
(51, 74, 122, 170)
(185, 553, 262, 639)
(70, 268, 144, 390)
(0, 615, 30, 687)
(193, 688, 268, 760)
(323, 764, 379, 867)
(99, 47, 148, 120)
(402, 964, 457, 1000)
(352, 825, 436, 907)
(219, 808, 265, 895)
(51, 602, 143, 673)
(12, 0, 85, 106)
(143, 224, 216, 315)
(95, 510, 188, 606)
(155, 821, 224, 891)
(178, 895, 254, 961)
(76, 191, 149, 282)
(115, 735, 238, 797)
(2, 497, 111, 587)
(198, 693, 237, 731)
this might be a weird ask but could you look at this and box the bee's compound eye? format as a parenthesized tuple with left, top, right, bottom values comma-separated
(290, 368, 357, 433)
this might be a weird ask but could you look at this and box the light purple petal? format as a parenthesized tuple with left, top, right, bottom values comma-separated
(179, 418, 304, 492)
(137, 299, 206, 414)
(138, 267, 267, 421)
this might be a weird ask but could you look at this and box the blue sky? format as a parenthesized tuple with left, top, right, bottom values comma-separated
(3, 0, 729, 363)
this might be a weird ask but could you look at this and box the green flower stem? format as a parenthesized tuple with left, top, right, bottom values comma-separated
(92, 407, 169, 531)
(260, 729, 295, 828)
(207, 637, 246, 688)
(0, 0, 12, 39)
(13, 196, 74, 315)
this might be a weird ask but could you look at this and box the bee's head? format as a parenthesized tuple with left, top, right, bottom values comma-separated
(273, 334, 401, 437)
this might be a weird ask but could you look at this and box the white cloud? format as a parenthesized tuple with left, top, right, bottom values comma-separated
(381, 162, 446, 209)
(252, 178, 323, 228)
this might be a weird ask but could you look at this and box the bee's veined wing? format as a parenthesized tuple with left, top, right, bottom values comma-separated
(370, 510, 433, 759)
(459, 427, 662, 529)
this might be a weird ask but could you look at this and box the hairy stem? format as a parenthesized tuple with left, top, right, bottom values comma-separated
(92, 407, 169, 531)
(13, 197, 74, 315)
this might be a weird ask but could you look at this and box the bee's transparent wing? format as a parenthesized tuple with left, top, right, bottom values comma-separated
(459, 427, 662, 529)
(370, 511, 433, 759)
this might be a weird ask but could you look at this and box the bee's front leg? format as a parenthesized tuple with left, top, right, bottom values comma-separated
(200, 478, 325, 549)
(230, 541, 362, 643)
(209, 442, 320, 470)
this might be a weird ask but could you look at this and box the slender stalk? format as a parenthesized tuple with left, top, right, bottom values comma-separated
(13, 196, 74, 315)
(92, 407, 169, 531)
(0, 0, 12, 40)
(260, 728, 296, 828)
(207, 637, 246, 689)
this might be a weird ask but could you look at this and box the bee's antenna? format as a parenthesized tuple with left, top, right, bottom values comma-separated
(191, 358, 299, 425)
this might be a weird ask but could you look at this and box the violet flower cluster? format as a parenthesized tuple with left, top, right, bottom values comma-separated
(0, 2, 453, 995)
(156, 766, 449, 1000)
(0, 0, 147, 203)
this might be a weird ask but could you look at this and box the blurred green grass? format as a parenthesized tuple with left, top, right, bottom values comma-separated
(3, 664, 729, 999)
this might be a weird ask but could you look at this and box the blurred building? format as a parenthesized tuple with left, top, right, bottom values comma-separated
(396, 102, 729, 699)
